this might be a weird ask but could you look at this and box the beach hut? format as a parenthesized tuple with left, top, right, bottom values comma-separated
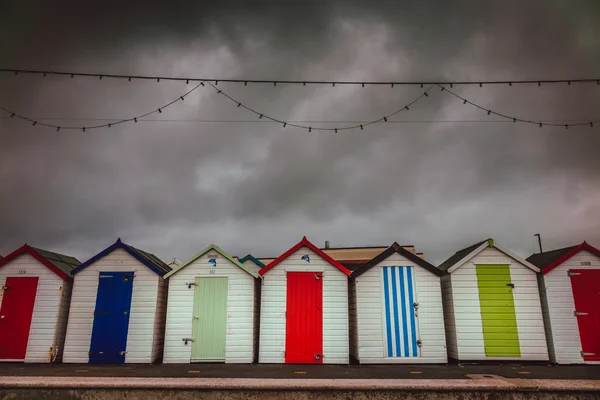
(62, 239, 171, 364)
(0, 245, 80, 362)
(258, 236, 352, 364)
(527, 241, 600, 364)
(349, 242, 447, 363)
(439, 238, 548, 361)
(237, 254, 265, 275)
(163, 245, 260, 363)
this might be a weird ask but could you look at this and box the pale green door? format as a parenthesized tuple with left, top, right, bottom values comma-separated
(191, 277, 228, 361)
(476, 265, 521, 357)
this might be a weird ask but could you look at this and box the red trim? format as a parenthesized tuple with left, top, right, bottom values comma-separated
(258, 236, 352, 276)
(0, 244, 69, 280)
(542, 242, 600, 275)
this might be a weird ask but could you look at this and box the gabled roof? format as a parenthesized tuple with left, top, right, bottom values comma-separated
(259, 237, 352, 276)
(164, 244, 259, 279)
(0, 244, 80, 280)
(238, 254, 265, 268)
(71, 238, 171, 276)
(353, 242, 443, 278)
(437, 238, 540, 274)
(526, 241, 600, 275)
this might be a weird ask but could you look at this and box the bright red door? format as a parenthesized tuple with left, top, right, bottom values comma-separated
(285, 272, 323, 364)
(0, 277, 39, 360)
(570, 269, 600, 361)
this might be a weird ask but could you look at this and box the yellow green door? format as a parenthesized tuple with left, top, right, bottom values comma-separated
(476, 265, 521, 357)
(191, 277, 228, 361)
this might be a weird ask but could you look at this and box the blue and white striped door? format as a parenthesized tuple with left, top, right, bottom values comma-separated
(382, 266, 420, 358)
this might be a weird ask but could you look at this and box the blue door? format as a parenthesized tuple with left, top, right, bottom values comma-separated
(89, 272, 134, 364)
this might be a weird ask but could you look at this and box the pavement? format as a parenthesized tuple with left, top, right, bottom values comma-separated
(0, 362, 598, 380)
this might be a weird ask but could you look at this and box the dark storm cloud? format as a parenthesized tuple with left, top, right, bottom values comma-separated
(1, 0, 599, 264)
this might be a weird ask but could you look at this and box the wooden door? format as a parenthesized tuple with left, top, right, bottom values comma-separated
(0, 277, 39, 360)
(570, 269, 600, 361)
(285, 272, 323, 364)
(476, 265, 521, 357)
(89, 272, 134, 364)
(191, 277, 228, 361)
(382, 266, 420, 357)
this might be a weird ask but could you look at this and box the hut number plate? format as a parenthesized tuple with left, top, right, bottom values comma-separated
(18, 270, 26, 275)
(209, 270, 215, 274)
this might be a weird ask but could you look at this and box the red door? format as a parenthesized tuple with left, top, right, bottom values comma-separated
(0, 277, 39, 360)
(570, 269, 600, 361)
(285, 272, 323, 364)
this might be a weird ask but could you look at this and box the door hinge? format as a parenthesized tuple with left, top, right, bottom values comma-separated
(93, 311, 108, 315)
(574, 311, 588, 317)
(568, 271, 582, 277)
(120, 351, 128, 356)
(413, 302, 419, 310)
(416, 340, 422, 347)
(314, 353, 324, 360)
(89, 351, 104, 355)
(581, 351, 596, 357)
(506, 283, 515, 288)
(315, 273, 322, 280)
(1, 285, 9, 290)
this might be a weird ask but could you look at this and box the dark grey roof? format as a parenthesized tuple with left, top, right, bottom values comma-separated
(437, 239, 489, 272)
(526, 245, 578, 269)
(31, 247, 81, 275)
(125, 244, 171, 275)
(353, 242, 443, 278)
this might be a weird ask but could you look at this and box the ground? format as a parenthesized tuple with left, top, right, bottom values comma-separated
(0, 363, 598, 380)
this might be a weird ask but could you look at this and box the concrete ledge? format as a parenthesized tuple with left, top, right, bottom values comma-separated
(0, 376, 599, 392)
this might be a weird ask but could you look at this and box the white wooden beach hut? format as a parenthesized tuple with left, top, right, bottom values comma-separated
(258, 236, 352, 364)
(439, 238, 548, 361)
(527, 241, 600, 364)
(163, 244, 259, 363)
(63, 239, 171, 364)
(349, 242, 447, 363)
(0, 245, 80, 362)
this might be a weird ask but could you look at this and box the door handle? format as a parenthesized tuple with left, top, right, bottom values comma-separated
(123, 311, 128, 315)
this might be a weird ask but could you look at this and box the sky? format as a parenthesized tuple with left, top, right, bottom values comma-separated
(1, 0, 599, 265)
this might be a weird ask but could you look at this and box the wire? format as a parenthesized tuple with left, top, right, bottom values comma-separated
(2, 117, 597, 124)
(204, 80, 434, 131)
(438, 85, 597, 128)
(0, 82, 205, 131)
(2, 67, 600, 87)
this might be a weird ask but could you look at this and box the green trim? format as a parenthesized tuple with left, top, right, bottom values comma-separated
(476, 264, 520, 357)
(163, 244, 259, 279)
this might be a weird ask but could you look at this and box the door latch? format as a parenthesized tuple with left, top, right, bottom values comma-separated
(314, 354, 324, 360)
(186, 282, 197, 289)
(315, 274, 321, 280)
(581, 351, 596, 357)
(574, 311, 588, 317)
(120, 351, 128, 356)
(182, 338, 195, 345)
(413, 302, 419, 310)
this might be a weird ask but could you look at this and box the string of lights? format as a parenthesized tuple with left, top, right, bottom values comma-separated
(203, 81, 434, 131)
(2, 67, 599, 87)
(0, 82, 204, 131)
(437, 85, 596, 128)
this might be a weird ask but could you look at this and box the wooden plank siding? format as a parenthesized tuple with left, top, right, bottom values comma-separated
(259, 247, 349, 364)
(0, 253, 71, 363)
(352, 252, 446, 363)
(163, 252, 256, 364)
(540, 250, 600, 364)
(443, 247, 548, 361)
(62, 249, 164, 363)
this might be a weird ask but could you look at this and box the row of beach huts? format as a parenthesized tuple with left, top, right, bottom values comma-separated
(0, 236, 598, 365)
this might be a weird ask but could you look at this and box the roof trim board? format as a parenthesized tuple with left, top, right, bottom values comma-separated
(237, 254, 266, 268)
(0, 244, 79, 280)
(527, 241, 600, 275)
(164, 244, 259, 279)
(442, 238, 540, 274)
(258, 236, 352, 277)
(71, 238, 171, 276)
(353, 242, 443, 278)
